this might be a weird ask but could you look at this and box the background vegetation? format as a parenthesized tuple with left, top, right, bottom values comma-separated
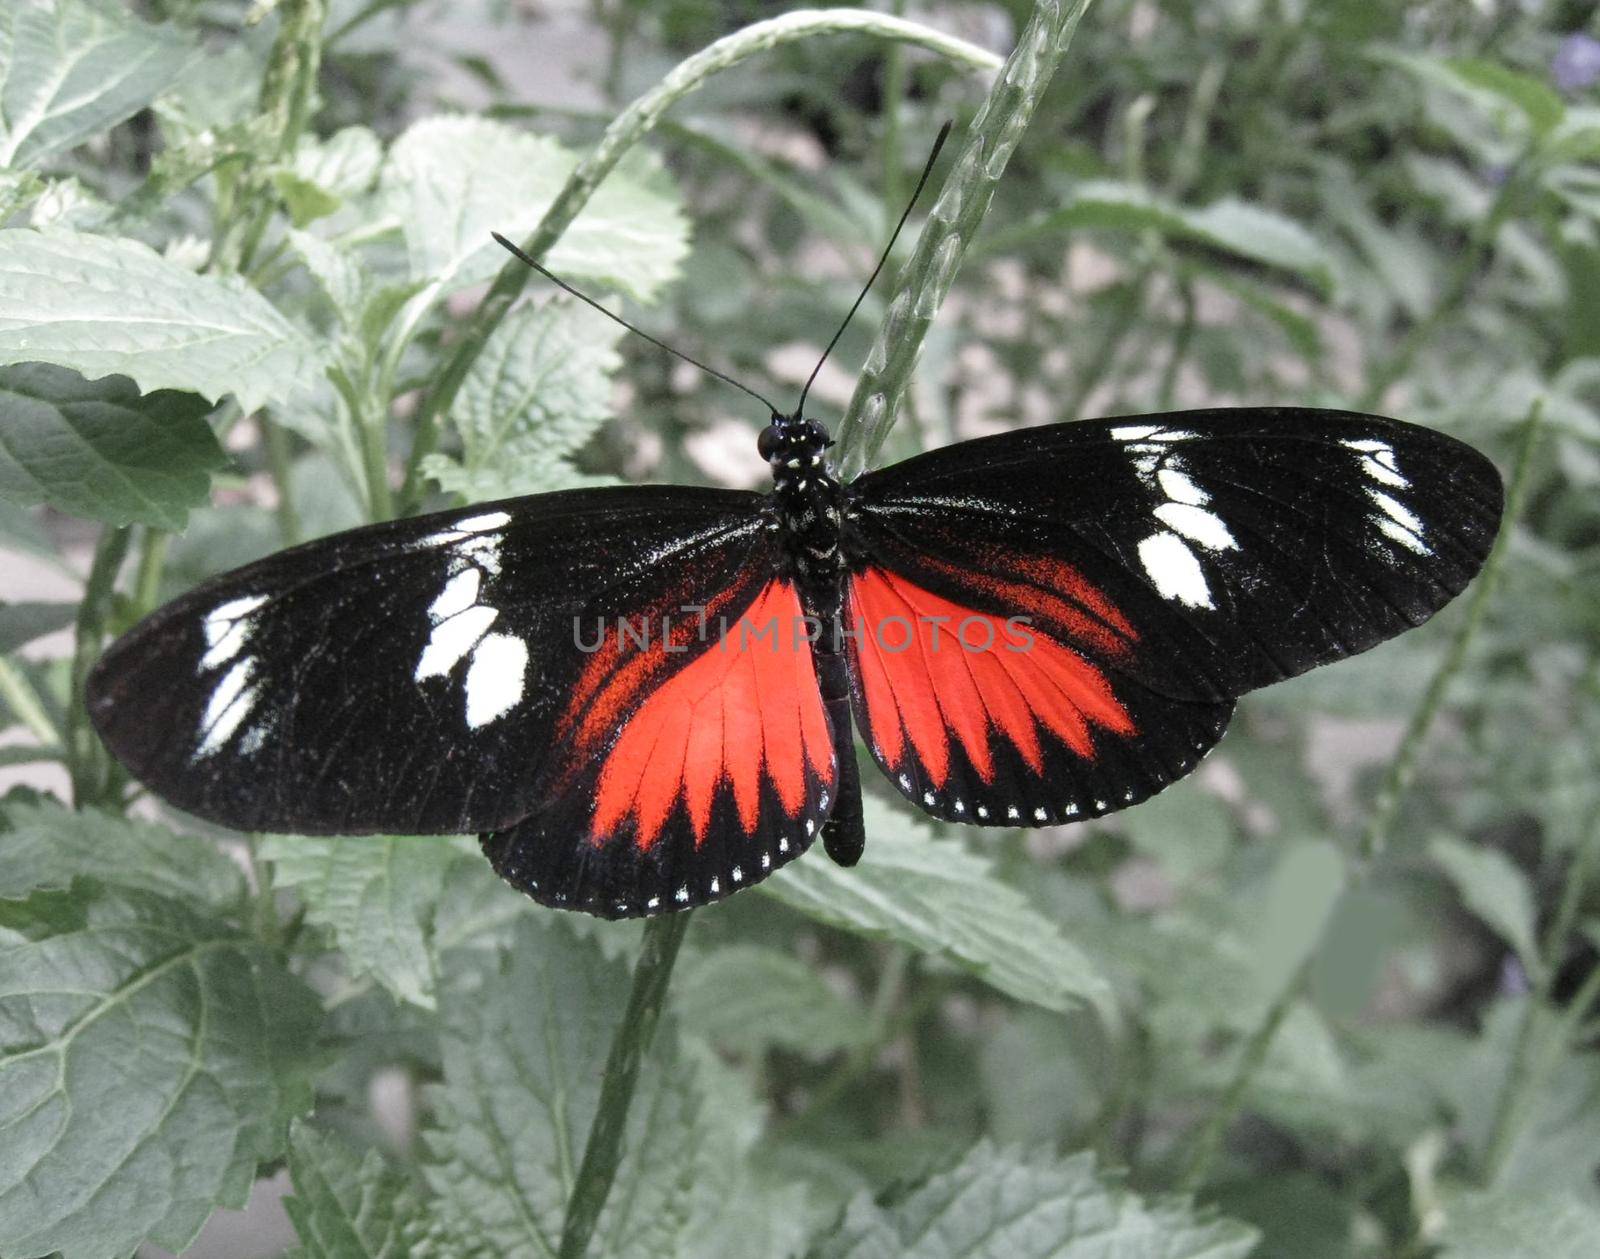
(1, 0, 1598, 1256)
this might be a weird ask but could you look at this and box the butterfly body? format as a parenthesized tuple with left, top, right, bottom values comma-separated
(88, 407, 1503, 918)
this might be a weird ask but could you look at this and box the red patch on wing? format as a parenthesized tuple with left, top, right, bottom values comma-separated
(918, 552, 1138, 659)
(847, 567, 1136, 788)
(588, 581, 832, 852)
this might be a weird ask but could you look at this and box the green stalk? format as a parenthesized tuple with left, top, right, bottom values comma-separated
(1360, 401, 1544, 861)
(66, 528, 132, 810)
(131, 528, 170, 617)
(1178, 957, 1309, 1193)
(213, 0, 328, 275)
(396, 9, 1003, 513)
(558, 912, 692, 1259)
(834, 0, 1098, 480)
(262, 418, 303, 545)
(1358, 163, 1525, 412)
(1481, 805, 1600, 1184)
(1182, 405, 1542, 1189)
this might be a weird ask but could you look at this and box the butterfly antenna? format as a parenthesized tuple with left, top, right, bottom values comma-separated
(490, 232, 782, 416)
(795, 119, 953, 419)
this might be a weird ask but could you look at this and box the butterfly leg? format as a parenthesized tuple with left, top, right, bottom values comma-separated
(815, 635, 865, 866)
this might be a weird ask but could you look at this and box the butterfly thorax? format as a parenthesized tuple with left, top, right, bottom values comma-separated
(759, 413, 849, 613)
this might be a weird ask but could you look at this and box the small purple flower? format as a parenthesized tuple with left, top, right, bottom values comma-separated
(1552, 32, 1600, 93)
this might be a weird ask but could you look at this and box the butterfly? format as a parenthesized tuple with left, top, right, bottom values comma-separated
(83, 128, 1505, 919)
(86, 400, 1503, 918)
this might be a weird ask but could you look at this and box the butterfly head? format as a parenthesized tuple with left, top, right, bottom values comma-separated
(758, 412, 832, 467)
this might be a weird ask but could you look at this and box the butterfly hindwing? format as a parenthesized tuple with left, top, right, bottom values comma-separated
(483, 576, 837, 916)
(842, 408, 1502, 822)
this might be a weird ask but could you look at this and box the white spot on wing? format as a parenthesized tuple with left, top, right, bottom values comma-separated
(1138, 532, 1214, 609)
(457, 511, 510, 533)
(1368, 489, 1430, 554)
(429, 568, 482, 621)
(1157, 468, 1208, 505)
(1112, 424, 1160, 441)
(463, 632, 528, 728)
(1154, 503, 1237, 552)
(416, 604, 498, 681)
(195, 659, 258, 759)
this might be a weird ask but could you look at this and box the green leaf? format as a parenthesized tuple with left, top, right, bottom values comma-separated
(283, 1120, 432, 1259)
(0, 885, 321, 1258)
(0, 799, 245, 909)
(261, 834, 476, 1010)
(0, 228, 324, 413)
(1002, 181, 1335, 292)
(381, 116, 690, 302)
(0, 0, 193, 169)
(1376, 50, 1565, 142)
(1437, 1185, 1600, 1259)
(1429, 836, 1539, 968)
(0, 599, 72, 653)
(674, 944, 866, 1060)
(808, 1143, 1259, 1259)
(273, 126, 384, 227)
(422, 299, 622, 501)
(0, 363, 226, 529)
(762, 800, 1114, 1018)
(1445, 58, 1566, 138)
(423, 918, 704, 1259)
(1243, 839, 1347, 999)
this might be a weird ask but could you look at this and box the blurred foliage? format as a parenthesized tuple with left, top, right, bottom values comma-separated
(1, 0, 1599, 1256)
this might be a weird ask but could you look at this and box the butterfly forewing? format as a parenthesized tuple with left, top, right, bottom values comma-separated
(842, 408, 1502, 822)
(850, 409, 1504, 702)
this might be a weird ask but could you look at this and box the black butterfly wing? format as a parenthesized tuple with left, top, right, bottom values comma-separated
(842, 407, 1503, 824)
(89, 487, 837, 916)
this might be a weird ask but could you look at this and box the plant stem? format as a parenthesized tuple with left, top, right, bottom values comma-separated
(131, 528, 170, 616)
(1481, 805, 1600, 1184)
(213, 0, 328, 275)
(1358, 163, 1525, 412)
(834, 0, 1098, 480)
(1360, 401, 1544, 861)
(262, 418, 303, 544)
(66, 528, 132, 810)
(1179, 957, 1309, 1193)
(1181, 405, 1542, 1188)
(396, 9, 1003, 513)
(558, 912, 692, 1259)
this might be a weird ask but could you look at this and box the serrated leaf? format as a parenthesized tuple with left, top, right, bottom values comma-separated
(423, 298, 622, 501)
(422, 918, 704, 1258)
(1009, 181, 1335, 292)
(0, 0, 193, 169)
(0, 362, 226, 529)
(0, 599, 72, 653)
(762, 800, 1114, 1018)
(675, 944, 866, 1059)
(283, 1121, 432, 1259)
(809, 1142, 1258, 1259)
(0, 885, 321, 1258)
(261, 834, 475, 1010)
(0, 799, 245, 908)
(1429, 836, 1540, 969)
(1437, 1185, 1600, 1259)
(381, 116, 689, 302)
(0, 229, 323, 413)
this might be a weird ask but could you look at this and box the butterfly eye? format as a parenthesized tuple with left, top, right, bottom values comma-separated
(757, 424, 782, 461)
